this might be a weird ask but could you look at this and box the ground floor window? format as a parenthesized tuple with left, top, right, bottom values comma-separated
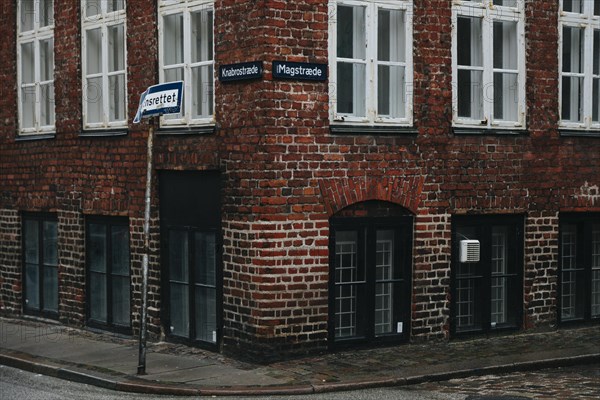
(329, 202, 412, 347)
(451, 215, 523, 335)
(86, 217, 131, 332)
(22, 213, 58, 318)
(559, 213, 600, 323)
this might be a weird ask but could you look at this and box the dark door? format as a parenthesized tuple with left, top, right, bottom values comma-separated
(159, 171, 221, 348)
(329, 215, 413, 347)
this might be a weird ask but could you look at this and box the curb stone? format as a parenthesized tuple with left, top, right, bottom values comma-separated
(2, 350, 599, 396)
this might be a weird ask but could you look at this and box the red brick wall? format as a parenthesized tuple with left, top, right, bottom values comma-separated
(0, 0, 599, 358)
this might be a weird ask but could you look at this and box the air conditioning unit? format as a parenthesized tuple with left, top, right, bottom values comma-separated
(460, 240, 480, 263)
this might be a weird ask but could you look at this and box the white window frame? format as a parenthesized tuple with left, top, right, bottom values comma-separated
(81, 1, 127, 130)
(158, 0, 215, 127)
(328, 0, 414, 126)
(17, 0, 55, 135)
(451, 0, 526, 130)
(559, 0, 600, 131)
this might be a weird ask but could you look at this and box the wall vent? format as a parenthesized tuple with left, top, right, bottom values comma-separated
(460, 239, 480, 263)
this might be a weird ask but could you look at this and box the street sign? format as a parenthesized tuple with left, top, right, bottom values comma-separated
(133, 81, 184, 123)
(272, 61, 327, 81)
(219, 61, 263, 82)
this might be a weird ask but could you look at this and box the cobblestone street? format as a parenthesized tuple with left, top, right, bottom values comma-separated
(409, 364, 600, 400)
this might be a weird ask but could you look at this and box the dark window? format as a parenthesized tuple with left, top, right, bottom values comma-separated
(86, 217, 130, 333)
(22, 213, 58, 318)
(451, 215, 523, 335)
(559, 214, 600, 323)
(329, 208, 412, 347)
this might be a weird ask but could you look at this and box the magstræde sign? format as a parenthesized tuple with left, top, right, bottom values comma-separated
(272, 61, 327, 81)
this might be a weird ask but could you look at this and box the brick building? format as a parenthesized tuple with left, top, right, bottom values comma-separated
(1, 0, 599, 359)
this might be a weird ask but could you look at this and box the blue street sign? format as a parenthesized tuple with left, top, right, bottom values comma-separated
(133, 81, 184, 123)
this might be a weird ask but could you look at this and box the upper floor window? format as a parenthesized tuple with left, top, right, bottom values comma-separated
(452, 1, 526, 130)
(158, 0, 214, 128)
(82, 1, 127, 130)
(329, 0, 413, 126)
(18, 0, 55, 135)
(560, 0, 600, 131)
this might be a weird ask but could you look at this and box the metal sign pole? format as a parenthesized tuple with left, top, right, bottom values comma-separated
(138, 122, 154, 375)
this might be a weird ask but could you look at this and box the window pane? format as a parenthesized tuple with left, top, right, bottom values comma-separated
(194, 232, 216, 286)
(378, 9, 405, 63)
(594, 31, 599, 75)
(109, 74, 125, 121)
(40, 0, 54, 27)
(20, 0, 34, 32)
(457, 17, 482, 67)
(375, 230, 395, 335)
(378, 65, 406, 118)
(40, 38, 54, 82)
(21, 87, 36, 129)
(491, 227, 507, 325)
(562, 27, 584, 74)
(41, 83, 55, 126)
(493, 21, 517, 70)
(25, 220, 39, 263)
(194, 286, 216, 343)
(169, 230, 189, 283)
(112, 275, 130, 326)
(561, 225, 584, 320)
(43, 266, 58, 312)
(163, 13, 184, 65)
(337, 5, 365, 60)
(493, 0, 517, 6)
(192, 65, 213, 118)
(86, 28, 102, 75)
(592, 226, 600, 317)
(191, 10, 213, 63)
(86, 76, 103, 123)
(90, 271, 107, 322)
(170, 283, 189, 336)
(111, 225, 129, 275)
(494, 72, 518, 121)
(86, 0, 102, 17)
(594, 79, 600, 123)
(335, 231, 358, 284)
(596, 0, 600, 16)
(108, 24, 125, 72)
(458, 69, 483, 119)
(563, 0, 583, 13)
(21, 42, 35, 84)
(107, 0, 125, 13)
(337, 62, 366, 116)
(43, 221, 58, 266)
(561, 76, 583, 122)
(89, 224, 107, 273)
(25, 263, 40, 309)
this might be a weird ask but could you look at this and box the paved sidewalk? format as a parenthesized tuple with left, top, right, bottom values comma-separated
(0, 317, 598, 396)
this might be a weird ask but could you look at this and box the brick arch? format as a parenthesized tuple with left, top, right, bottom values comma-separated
(318, 176, 425, 217)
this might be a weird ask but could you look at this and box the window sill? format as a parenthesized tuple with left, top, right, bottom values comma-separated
(79, 129, 128, 138)
(452, 127, 527, 136)
(16, 133, 56, 142)
(330, 124, 418, 135)
(559, 129, 600, 138)
(157, 125, 216, 136)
